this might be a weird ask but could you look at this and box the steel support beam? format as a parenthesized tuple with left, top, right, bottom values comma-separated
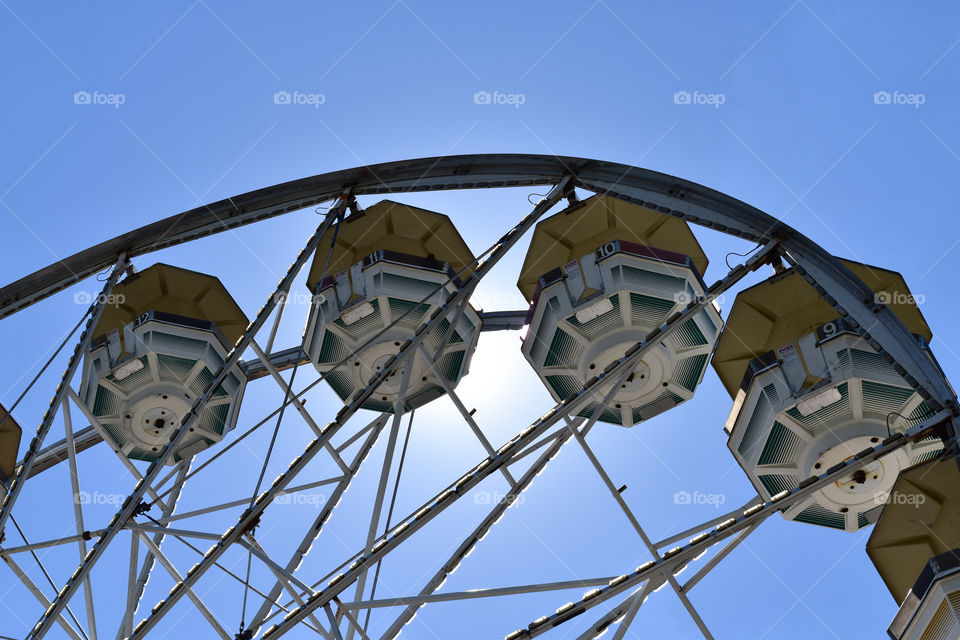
(25, 197, 353, 639)
(126, 179, 572, 639)
(0, 254, 127, 541)
(343, 576, 619, 610)
(511, 410, 951, 638)
(245, 414, 389, 634)
(258, 235, 774, 639)
(118, 463, 188, 639)
(3, 153, 951, 417)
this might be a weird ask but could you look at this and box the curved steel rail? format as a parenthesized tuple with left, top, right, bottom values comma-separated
(2, 153, 955, 416)
(1, 154, 957, 639)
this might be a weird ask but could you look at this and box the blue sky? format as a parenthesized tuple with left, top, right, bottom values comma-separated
(2, 2, 960, 639)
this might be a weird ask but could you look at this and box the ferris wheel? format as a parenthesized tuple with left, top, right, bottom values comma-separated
(0, 154, 956, 640)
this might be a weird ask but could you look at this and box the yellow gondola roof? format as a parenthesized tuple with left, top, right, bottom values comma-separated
(0, 403, 22, 481)
(306, 200, 475, 292)
(712, 259, 932, 397)
(866, 457, 960, 603)
(516, 195, 709, 301)
(92, 263, 249, 347)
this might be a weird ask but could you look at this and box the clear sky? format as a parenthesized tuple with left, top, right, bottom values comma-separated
(2, 2, 959, 639)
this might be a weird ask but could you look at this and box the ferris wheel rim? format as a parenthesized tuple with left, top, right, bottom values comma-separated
(1, 155, 957, 640)
(0, 152, 953, 414)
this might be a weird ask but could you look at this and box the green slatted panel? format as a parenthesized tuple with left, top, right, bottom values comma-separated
(128, 446, 154, 462)
(333, 298, 382, 339)
(912, 449, 942, 466)
(858, 513, 869, 529)
(739, 390, 773, 459)
(836, 349, 850, 370)
(764, 383, 780, 406)
(190, 366, 214, 398)
(850, 348, 896, 378)
(530, 296, 562, 364)
(861, 380, 915, 416)
(785, 382, 850, 433)
(671, 319, 707, 350)
(150, 333, 209, 356)
(545, 374, 583, 400)
(673, 353, 709, 392)
(566, 296, 622, 341)
(387, 297, 430, 332)
(101, 422, 128, 448)
(156, 354, 196, 384)
(906, 400, 937, 426)
(435, 349, 466, 382)
(361, 398, 394, 413)
(424, 318, 464, 352)
(198, 403, 230, 437)
(543, 329, 583, 368)
(324, 369, 355, 401)
(173, 436, 215, 464)
(794, 503, 846, 530)
(106, 356, 151, 393)
(92, 386, 124, 418)
(317, 330, 351, 365)
(381, 273, 440, 300)
(616, 265, 687, 294)
(758, 473, 797, 496)
(578, 401, 622, 425)
(405, 383, 445, 410)
(631, 390, 684, 424)
(758, 421, 803, 465)
(627, 292, 674, 328)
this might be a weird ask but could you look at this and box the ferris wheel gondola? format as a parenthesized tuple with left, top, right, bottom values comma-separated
(0, 155, 954, 640)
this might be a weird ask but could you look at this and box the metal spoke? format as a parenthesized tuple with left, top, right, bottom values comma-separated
(118, 531, 138, 640)
(681, 523, 759, 594)
(240, 535, 327, 632)
(118, 463, 189, 639)
(1, 153, 955, 640)
(2, 554, 87, 640)
(609, 583, 653, 640)
(249, 339, 350, 475)
(575, 580, 655, 640)
(62, 398, 97, 640)
(65, 388, 168, 510)
(564, 414, 713, 639)
(0, 253, 127, 539)
(512, 410, 950, 637)
(245, 414, 389, 634)
(164, 476, 345, 523)
(348, 576, 618, 610)
(418, 346, 516, 487)
(136, 531, 231, 640)
(347, 362, 413, 640)
(129, 180, 573, 639)
(27, 196, 353, 640)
